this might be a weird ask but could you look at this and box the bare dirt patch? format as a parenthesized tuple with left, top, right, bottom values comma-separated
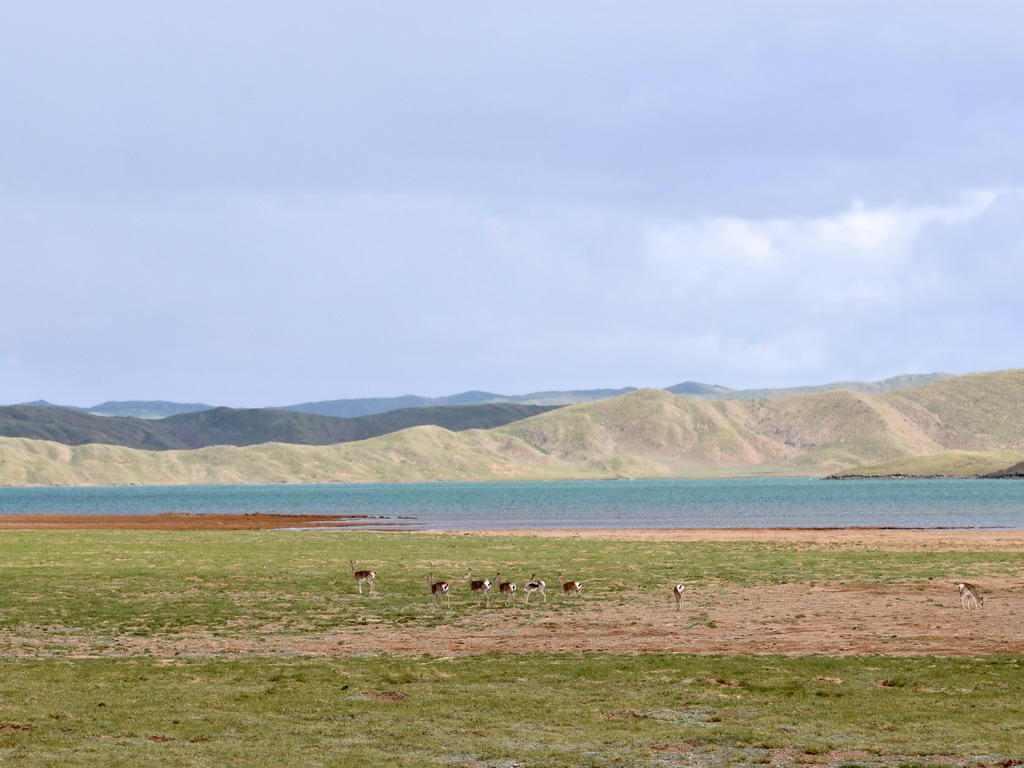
(451, 526, 1024, 551)
(11, 577, 1021, 661)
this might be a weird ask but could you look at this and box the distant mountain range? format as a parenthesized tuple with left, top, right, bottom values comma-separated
(0, 403, 557, 450)
(15, 373, 951, 419)
(664, 373, 950, 400)
(3, 368, 1022, 486)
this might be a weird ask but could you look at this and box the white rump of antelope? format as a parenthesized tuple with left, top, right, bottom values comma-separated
(495, 573, 517, 606)
(524, 574, 546, 603)
(957, 582, 984, 610)
(428, 573, 450, 607)
(672, 583, 685, 610)
(558, 573, 583, 600)
(464, 569, 492, 605)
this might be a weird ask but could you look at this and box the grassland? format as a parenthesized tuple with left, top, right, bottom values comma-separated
(1, 528, 1023, 766)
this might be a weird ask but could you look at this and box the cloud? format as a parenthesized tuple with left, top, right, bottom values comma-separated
(4, 3, 1024, 404)
(2, 188, 1022, 404)
(631, 189, 1022, 382)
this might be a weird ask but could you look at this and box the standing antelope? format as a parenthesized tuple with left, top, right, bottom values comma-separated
(350, 561, 376, 595)
(464, 569, 492, 606)
(495, 573, 517, 606)
(672, 583, 685, 611)
(957, 582, 984, 610)
(558, 573, 583, 600)
(524, 574, 546, 603)
(428, 573, 450, 607)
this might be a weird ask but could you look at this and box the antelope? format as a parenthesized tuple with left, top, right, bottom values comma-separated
(524, 574, 546, 603)
(350, 561, 376, 595)
(495, 573, 517, 606)
(428, 573, 450, 607)
(957, 582, 984, 610)
(672, 583, 685, 611)
(559, 573, 583, 600)
(464, 569, 492, 606)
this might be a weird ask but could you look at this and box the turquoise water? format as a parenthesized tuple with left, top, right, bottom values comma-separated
(0, 478, 1021, 530)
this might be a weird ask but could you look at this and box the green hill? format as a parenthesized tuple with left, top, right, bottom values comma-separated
(0, 403, 557, 451)
(281, 387, 638, 417)
(0, 406, 184, 450)
(2, 369, 1023, 486)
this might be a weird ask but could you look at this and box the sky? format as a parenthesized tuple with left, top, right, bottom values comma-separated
(3, 1, 1024, 407)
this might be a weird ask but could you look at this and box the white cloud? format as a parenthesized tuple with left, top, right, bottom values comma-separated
(2, 187, 1022, 405)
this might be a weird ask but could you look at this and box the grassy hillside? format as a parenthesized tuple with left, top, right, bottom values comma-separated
(0, 403, 556, 451)
(0, 406, 184, 450)
(883, 368, 1024, 450)
(827, 450, 1024, 478)
(3, 369, 1024, 485)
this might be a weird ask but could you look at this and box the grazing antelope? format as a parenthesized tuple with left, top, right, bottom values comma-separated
(495, 573, 517, 606)
(464, 569, 492, 606)
(524, 574, 546, 603)
(957, 582, 984, 610)
(428, 573, 450, 607)
(558, 573, 583, 600)
(350, 561, 376, 595)
(672, 583, 685, 611)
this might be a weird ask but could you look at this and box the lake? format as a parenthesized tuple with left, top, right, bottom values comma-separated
(0, 478, 1021, 530)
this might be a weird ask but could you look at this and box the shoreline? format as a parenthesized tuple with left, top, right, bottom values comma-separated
(0, 513, 1021, 549)
(0, 513, 411, 531)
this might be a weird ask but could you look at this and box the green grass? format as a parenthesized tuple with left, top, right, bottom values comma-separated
(1, 530, 1023, 766)
(1, 654, 1022, 766)
(1, 530, 1020, 636)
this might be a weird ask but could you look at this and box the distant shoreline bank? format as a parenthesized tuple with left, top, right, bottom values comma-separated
(0, 514, 1022, 549)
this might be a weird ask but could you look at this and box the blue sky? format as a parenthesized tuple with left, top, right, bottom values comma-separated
(3, 2, 1023, 407)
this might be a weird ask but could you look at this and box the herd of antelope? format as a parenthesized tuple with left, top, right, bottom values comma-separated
(354, 562, 987, 611)
(427, 570, 584, 608)
(350, 561, 587, 608)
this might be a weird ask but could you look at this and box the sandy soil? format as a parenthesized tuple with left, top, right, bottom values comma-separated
(2, 516, 1021, 658)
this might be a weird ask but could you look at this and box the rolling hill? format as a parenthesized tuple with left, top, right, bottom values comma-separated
(1, 369, 1021, 486)
(0, 403, 558, 451)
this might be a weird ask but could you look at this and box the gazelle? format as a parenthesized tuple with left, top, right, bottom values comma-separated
(524, 574, 546, 603)
(428, 573, 450, 607)
(464, 569, 492, 606)
(495, 573, 517, 606)
(350, 561, 376, 595)
(672, 583, 685, 611)
(957, 582, 984, 610)
(558, 573, 583, 600)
